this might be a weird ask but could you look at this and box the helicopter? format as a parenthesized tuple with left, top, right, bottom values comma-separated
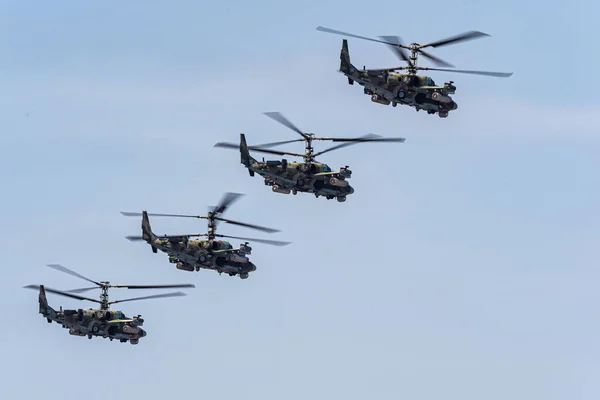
(316, 26, 513, 118)
(214, 112, 405, 202)
(121, 192, 291, 279)
(23, 264, 194, 344)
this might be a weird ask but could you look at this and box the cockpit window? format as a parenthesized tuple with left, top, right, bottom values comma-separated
(323, 165, 331, 172)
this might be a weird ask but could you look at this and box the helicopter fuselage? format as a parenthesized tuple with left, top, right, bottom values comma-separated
(40, 301, 146, 344)
(247, 159, 354, 202)
(150, 238, 257, 279)
(346, 68, 458, 117)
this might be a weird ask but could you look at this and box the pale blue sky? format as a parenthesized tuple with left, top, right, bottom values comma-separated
(1, 1, 599, 399)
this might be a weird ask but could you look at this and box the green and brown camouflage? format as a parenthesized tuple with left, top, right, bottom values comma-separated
(24, 264, 194, 344)
(122, 193, 291, 279)
(215, 112, 405, 201)
(317, 26, 513, 118)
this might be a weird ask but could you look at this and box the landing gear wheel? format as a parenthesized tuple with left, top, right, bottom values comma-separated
(228, 273, 235, 276)
(438, 111, 448, 118)
(240, 273, 249, 279)
(336, 196, 346, 203)
(88, 334, 92, 339)
(392, 102, 397, 107)
(326, 195, 333, 200)
(130, 339, 139, 345)
(292, 190, 297, 195)
(46, 318, 52, 323)
(120, 339, 127, 343)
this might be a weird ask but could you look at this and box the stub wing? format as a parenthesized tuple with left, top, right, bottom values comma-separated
(313, 171, 341, 177)
(252, 168, 298, 188)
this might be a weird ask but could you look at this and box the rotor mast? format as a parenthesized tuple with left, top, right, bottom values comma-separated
(304, 134, 315, 163)
(407, 43, 419, 75)
(206, 212, 217, 241)
(99, 282, 110, 310)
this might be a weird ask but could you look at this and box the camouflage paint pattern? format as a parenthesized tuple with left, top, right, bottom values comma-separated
(36, 285, 146, 344)
(240, 134, 354, 202)
(340, 39, 458, 118)
(141, 212, 257, 279)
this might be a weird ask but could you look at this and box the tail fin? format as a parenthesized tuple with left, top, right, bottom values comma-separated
(38, 285, 56, 317)
(142, 211, 158, 253)
(240, 133, 255, 176)
(340, 39, 354, 85)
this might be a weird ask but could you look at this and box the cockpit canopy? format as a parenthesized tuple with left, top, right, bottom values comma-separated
(113, 311, 126, 319)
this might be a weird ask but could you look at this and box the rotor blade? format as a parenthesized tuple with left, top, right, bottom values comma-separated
(216, 234, 291, 247)
(314, 135, 406, 157)
(109, 292, 187, 305)
(213, 192, 244, 214)
(125, 235, 145, 241)
(263, 112, 310, 140)
(249, 139, 305, 149)
(378, 36, 412, 65)
(110, 284, 196, 289)
(46, 264, 101, 287)
(121, 211, 206, 219)
(66, 286, 100, 293)
(419, 30, 490, 49)
(316, 26, 404, 47)
(417, 49, 455, 68)
(422, 67, 513, 77)
(215, 217, 280, 233)
(213, 142, 239, 150)
(23, 285, 102, 304)
(243, 146, 305, 158)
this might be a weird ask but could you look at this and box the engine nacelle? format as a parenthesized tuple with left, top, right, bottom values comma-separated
(272, 185, 291, 194)
(68, 328, 85, 336)
(329, 177, 349, 187)
(176, 262, 194, 272)
(431, 92, 452, 104)
(228, 254, 249, 263)
(371, 95, 390, 105)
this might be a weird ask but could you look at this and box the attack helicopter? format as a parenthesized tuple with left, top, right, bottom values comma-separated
(24, 264, 194, 344)
(121, 192, 291, 279)
(214, 112, 405, 202)
(316, 26, 513, 118)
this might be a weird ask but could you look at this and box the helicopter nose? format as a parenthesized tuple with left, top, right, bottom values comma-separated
(348, 186, 354, 194)
(250, 263, 257, 272)
(139, 329, 147, 337)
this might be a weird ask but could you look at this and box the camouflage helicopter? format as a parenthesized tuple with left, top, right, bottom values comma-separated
(316, 26, 513, 118)
(121, 192, 291, 279)
(24, 264, 194, 344)
(214, 112, 405, 202)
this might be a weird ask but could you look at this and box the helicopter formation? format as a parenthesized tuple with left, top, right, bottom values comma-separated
(24, 25, 512, 344)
